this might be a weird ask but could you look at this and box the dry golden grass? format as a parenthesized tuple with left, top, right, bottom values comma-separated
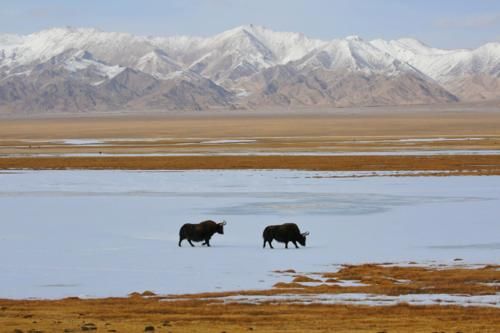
(1, 264, 499, 333)
(1, 299, 499, 333)
(1, 155, 500, 175)
(292, 276, 322, 283)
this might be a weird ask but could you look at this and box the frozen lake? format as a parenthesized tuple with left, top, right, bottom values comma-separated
(0, 170, 499, 299)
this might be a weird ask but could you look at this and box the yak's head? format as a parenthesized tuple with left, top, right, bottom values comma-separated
(217, 220, 227, 234)
(298, 231, 310, 246)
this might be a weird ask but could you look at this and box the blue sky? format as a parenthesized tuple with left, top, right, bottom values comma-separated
(1, 0, 499, 49)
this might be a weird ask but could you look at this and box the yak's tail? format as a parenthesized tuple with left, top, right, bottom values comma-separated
(179, 224, 187, 237)
(178, 225, 186, 247)
(262, 226, 271, 239)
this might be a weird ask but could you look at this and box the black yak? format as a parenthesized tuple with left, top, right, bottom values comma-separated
(178, 220, 226, 247)
(263, 223, 309, 249)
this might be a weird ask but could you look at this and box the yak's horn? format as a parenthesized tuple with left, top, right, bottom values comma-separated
(220, 220, 227, 226)
(302, 231, 310, 236)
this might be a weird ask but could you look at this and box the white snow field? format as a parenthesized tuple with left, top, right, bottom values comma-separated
(0, 170, 499, 299)
(193, 293, 500, 308)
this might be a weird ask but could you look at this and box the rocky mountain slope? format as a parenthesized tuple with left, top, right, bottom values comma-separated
(0, 25, 497, 112)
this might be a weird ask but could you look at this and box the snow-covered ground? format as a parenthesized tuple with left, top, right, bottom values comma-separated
(196, 293, 500, 308)
(0, 170, 499, 299)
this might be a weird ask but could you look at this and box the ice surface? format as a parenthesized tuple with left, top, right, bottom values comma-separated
(62, 139, 105, 145)
(346, 137, 485, 143)
(200, 140, 257, 144)
(0, 170, 499, 299)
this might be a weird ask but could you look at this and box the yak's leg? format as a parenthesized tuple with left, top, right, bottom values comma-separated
(205, 238, 211, 247)
(178, 237, 184, 247)
(285, 242, 289, 249)
(263, 239, 267, 248)
(293, 241, 299, 248)
(269, 240, 274, 249)
(188, 239, 195, 247)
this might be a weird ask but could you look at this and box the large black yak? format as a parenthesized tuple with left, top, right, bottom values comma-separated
(263, 223, 309, 249)
(178, 220, 226, 247)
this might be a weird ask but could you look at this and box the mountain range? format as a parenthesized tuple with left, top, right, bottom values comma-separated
(1, 25, 499, 112)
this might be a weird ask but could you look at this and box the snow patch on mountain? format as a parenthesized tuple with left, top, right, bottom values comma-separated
(62, 50, 125, 80)
(370, 38, 500, 82)
(296, 37, 410, 75)
(134, 49, 182, 79)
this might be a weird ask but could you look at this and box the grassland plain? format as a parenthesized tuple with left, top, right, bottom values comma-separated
(1, 107, 500, 173)
(1, 107, 499, 332)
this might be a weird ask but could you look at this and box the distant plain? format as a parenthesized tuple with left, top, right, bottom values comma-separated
(1, 105, 500, 173)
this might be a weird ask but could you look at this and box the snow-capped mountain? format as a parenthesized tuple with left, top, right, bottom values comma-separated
(134, 49, 182, 79)
(371, 38, 500, 100)
(370, 37, 500, 80)
(295, 36, 412, 74)
(0, 25, 498, 112)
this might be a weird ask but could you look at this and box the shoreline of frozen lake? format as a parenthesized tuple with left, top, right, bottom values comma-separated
(0, 170, 499, 299)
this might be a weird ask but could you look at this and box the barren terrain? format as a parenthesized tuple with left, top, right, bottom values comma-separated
(3, 107, 500, 139)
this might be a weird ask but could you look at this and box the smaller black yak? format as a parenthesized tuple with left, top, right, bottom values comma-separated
(178, 220, 226, 247)
(263, 223, 309, 249)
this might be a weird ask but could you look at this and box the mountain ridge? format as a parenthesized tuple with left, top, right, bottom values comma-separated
(1, 25, 498, 112)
